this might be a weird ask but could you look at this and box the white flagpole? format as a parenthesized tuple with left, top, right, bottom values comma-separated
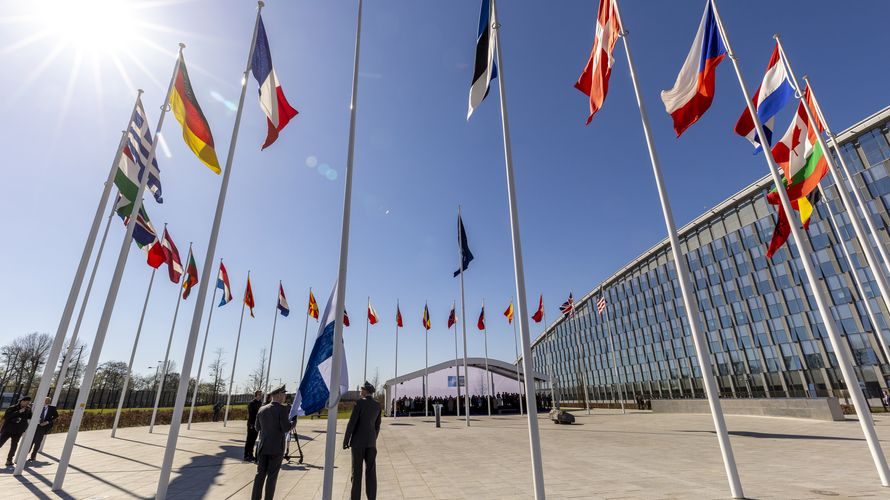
(511, 301, 524, 415)
(363, 296, 370, 383)
(322, 0, 362, 496)
(568, 303, 591, 414)
(425, 301, 430, 418)
(481, 300, 491, 416)
(53, 207, 115, 407)
(111, 268, 158, 437)
(15, 90, 142, 477)
(600, 289, 625, 414)
(149, 237, 187, 433)
(188, 258, 221, 430)
(155, 3, 265, 491)
(393, 300, 400, 418)
(264, 281, 281, 394)
(772, 36, 890, 483)
(299, 287, 312, 382)
(490, 2, 546, 495)
(457, 206, 471, 426)
(452, 302, 461, 417)
(805, 76, 890, 377)
(611, 1, 742, 495)
(224, 270, 250, 427)
(51, 44, 181, 487)
(541, 311, 559, 410)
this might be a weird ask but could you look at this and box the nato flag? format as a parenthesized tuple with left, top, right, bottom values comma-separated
(454, 214, 475, 277)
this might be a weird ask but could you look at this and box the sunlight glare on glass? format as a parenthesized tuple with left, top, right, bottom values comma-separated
(34, 0, 139, 55)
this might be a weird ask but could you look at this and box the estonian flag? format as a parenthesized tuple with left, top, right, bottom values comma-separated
(290, 282, 349, 418)
(454, 214, 475, 277)
(467, 0, 497, 120)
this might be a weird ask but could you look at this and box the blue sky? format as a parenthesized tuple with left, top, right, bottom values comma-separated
(1, 0, 888, 394)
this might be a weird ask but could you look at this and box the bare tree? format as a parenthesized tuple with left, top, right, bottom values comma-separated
(2, 332, 53, 399)
(53, 338, 87, 396)
(247, 348, 267, 394)
(95, 361, 129, 392)
(207, 348, 227, 403)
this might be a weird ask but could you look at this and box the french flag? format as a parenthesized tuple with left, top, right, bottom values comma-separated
(660, 0, 726, 137)
(733, 43, 794, 151)
(251, 15, 298, 150)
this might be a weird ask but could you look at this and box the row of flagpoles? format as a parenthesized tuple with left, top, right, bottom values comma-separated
(19, 0, 890, 498)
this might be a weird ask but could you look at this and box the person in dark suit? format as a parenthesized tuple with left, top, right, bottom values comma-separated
(0, 396, 32, 466)
(245, 390, 263, 462)
(252, 385, 290, 500)
(344, 381, 381, 500)
(28, 396, 58, 462)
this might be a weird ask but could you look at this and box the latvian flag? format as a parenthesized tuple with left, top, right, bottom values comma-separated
(277, 283, 290, 317)
(251, 14, 298, 149)
(217, 261, 234, 307)
(159, 227, 183, 284)
(467, 0, 497, 120)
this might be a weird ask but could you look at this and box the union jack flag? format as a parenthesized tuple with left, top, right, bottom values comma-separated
(559, 293, 574, 317)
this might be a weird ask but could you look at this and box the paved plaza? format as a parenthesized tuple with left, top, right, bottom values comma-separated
(1, 410, 889, 499)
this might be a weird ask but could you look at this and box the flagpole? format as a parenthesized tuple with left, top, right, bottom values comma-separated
(480, 299, 492, 416)
(772, 35, 890, 483)
(149, 236, 185, 433)
(14, 90, 142, 477)
(568, 303, 591, 414)
(601, 289, 625, 414)
(300, 287, 312, 381)
(609, 2, 741, 495)
(490, 3, 545, 494)
(452, 302, 461, 417)
(155, 2, 265, 493)
(363, 296, 370, 383)
(542, 311, 559, 410)
(457, 206, 471, 426)
(51, 45, 181, 487)
(264, 282, 281, 394)
(393, 300, 400, 418)
(53, 207, 115, 407)
(224, 270, 249, 427)
(424, 301, 430, 418)
(188, 258, 221, 430)
(817, 184, 890, 369)
(111, 268, 157, 437)
(511, 300, 524, 415)
(322, 0, 363, 496)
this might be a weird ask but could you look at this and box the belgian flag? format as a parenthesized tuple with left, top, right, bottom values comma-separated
(170, 54, 221, 173)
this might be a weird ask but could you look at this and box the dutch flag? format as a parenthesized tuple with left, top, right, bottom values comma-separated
(251, 14, 298, 150)
(733, 43, 795, 151)
(277, 283, 290, 317)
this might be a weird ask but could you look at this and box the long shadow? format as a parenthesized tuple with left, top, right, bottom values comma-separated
(680, 429, 864, 441)
(74, 443, 160, 470)
(111, 436, 195, 453)
(166, 444, 242, 498)
(13, 474, 73, 500)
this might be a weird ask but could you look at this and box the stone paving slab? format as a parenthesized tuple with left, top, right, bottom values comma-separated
(0, 410, 889, 498)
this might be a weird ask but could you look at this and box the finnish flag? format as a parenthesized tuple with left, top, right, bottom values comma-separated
(290, 282, 349, 418)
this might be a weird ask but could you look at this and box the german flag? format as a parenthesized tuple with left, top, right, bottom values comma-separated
(170, 55, 221, 173)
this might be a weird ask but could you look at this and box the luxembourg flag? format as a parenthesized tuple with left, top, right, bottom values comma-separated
(277, 283, 290, 317)
(290, 282, 349, 418)
(217, 262, 234, 307)
(733, 43, 794, 151)
(251, 14, 298, 150)
(660, 0, 726, 137)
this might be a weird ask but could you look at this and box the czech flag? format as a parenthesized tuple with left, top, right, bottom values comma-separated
(277, 283, 290, 317)
(217, 262, 233, 307)
(251, 14, 298, 149)
(660, 0, 726, 137)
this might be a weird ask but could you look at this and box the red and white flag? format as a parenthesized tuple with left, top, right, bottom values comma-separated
(531, 295, 544, 323)
(597, 296, 607, 315)
(160, 227, 183, 284)
(368, 301, 379, 325)
(574, 0, 622, 124)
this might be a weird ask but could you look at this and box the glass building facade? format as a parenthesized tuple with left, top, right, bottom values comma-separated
(530, 106, 890, 403)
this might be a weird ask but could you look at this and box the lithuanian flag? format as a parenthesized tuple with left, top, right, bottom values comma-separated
(170, 55, 221, 173)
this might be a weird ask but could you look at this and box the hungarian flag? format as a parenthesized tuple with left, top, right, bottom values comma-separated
(574, 0, 622, 124)
(447, 304, 457, 329)
(277, 283, 290, 317)
(170, 53, 221, 173)
(181, 248, 199, 300)
(769, 86, 827, 202)
(477, 307, 485, 331)
(422, 304, 431, 331)
(244, 276, 256, 318)
(368, 301, 379, 325)
(503, 301, 514, 324)
(767, 189, 820, 258)
(307, 290, 319, 319)
(159, 228, 183, 284)
(396, 305, 403, 328)
(217, 261, 233, 306)
(560, 293, 574, 316)
(531, 295, 544, 323)
(251, 14, 298, 149)
(343, 310, 350, 327)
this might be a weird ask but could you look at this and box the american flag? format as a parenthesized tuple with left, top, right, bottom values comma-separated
(559, 293, 574, 316)
(597, 296, 607, 315)
(126, 98, 163, 203)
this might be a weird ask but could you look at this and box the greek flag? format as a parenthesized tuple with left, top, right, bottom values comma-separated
(126, 98, 163, 203)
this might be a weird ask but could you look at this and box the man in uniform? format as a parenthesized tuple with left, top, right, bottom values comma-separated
(0, 396, 32, 466)
(344, 381, 381, 500)
(252, 385, 290, 500)
(245, 390, 263, 462)
(28, 396, 58, 462)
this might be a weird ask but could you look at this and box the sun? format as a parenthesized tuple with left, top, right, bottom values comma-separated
(32, 0, 140, 55)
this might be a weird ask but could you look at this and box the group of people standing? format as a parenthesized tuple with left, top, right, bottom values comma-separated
(0, 396, 58, 466)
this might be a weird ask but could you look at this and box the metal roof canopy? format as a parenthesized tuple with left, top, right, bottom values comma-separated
(383, 357, 548, 387)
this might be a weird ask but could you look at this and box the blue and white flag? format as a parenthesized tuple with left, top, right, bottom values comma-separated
(290, 282, 349, 418)
(126, 98, 163, 203)
(733, 42, 794, 151)
(467, 0, 497, 120)
(277, 283, 290, 317)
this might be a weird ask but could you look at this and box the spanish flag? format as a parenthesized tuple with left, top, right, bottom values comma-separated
(170, 54, 221, 173)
